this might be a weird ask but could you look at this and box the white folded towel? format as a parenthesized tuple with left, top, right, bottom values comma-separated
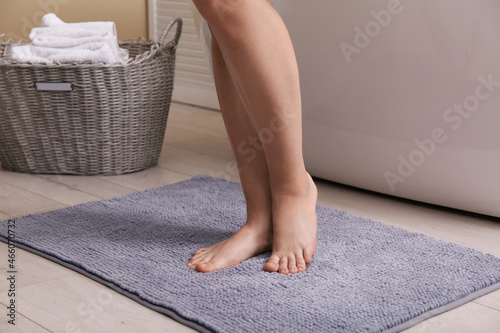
(12, 42, 125, 65)
(11, 13, 129, 65)
(41, 13, 117, 32)
(31, 27, 111, 39)
(32, 34, 113, 48)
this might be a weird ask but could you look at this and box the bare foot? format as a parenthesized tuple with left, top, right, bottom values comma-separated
(263, 172, 318, 275)
(187, 221, 272, 273)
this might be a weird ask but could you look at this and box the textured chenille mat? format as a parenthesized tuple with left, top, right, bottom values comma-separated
(1, 176, 500, 332)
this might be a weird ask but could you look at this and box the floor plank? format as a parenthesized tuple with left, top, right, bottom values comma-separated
(164, 124, 216, 145)
(403, 302, 500, 333)
(0, 304, 51, 333)
(0, 183, 67, 218)
(475, 289, 500, 312)
(41, 174, 136, 200)
(98, 166, 192, 191)
(159, 145, 240, 182)
(0, 171, 102, 206)
(166, 103, 228, 139)
(167, 134, 234, 161)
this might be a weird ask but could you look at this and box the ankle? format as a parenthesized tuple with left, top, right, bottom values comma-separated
(271, 171, 315, 198)
(240, 221, 273, 247)
(243, 216, 272, 232)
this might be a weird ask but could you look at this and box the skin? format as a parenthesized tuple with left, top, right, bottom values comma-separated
(187, 0, 317, 275)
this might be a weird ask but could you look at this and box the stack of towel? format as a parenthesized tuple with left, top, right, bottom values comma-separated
(11, 13, 129, 65)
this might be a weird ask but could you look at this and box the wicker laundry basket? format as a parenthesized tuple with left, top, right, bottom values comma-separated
(0, 17, 182, 175)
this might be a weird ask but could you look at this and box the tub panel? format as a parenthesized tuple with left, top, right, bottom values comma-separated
(272, 0, 500, 217)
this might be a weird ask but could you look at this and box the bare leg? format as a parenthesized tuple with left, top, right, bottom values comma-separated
(187, 34, 273, 272)
(192, 0, 317, 275)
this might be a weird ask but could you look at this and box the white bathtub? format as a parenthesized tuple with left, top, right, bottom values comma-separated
(270, 0, 500, 217)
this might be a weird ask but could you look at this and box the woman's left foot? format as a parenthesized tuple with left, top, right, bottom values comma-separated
(187, 220, 272, 273)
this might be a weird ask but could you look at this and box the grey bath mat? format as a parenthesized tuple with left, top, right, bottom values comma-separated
(1, 175, 500, 332)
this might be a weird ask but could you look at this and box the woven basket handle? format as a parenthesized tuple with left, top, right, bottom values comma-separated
(158, 17, 183, 53)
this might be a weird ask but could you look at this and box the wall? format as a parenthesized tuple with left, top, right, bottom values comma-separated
(150, 0, 219, 109)
(0, 0, 148, 41)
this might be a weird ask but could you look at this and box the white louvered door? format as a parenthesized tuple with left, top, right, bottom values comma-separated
(148, 0, 219, 110)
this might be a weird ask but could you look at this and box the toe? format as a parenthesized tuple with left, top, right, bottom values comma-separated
(288, 255, 298, 274)
(296, 254, 307, 272)
(263, 253, 280, 273)
(187, 258, 202, 269)
(194, 248, 205, 255)
(189, 254, 203, 264)
(188, 252, 210, 268)
(190, 251, 206, 262)
(188, 253, 199, 262)
(304, 247, 315, 267)
(195, 261, 218, 273)
(279, 256, 289, 275)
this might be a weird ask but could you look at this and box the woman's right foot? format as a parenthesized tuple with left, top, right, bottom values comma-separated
(263, 172, 318, 275)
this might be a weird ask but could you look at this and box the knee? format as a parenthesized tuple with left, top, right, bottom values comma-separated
(192, 0, 243, 23)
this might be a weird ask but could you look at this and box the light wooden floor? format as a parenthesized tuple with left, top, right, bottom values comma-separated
(1, 102, 499, 333)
